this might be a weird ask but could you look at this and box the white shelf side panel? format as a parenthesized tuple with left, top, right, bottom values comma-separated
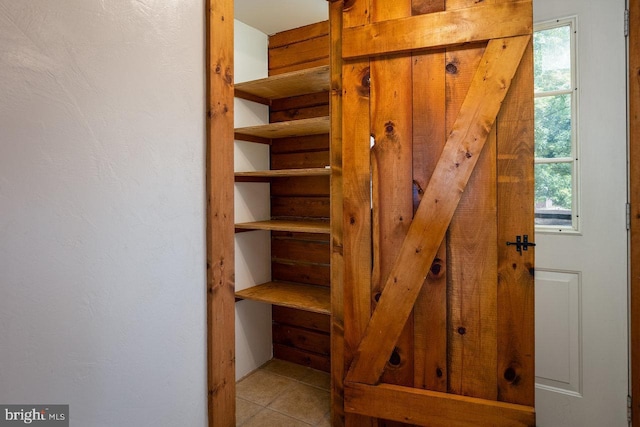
(233, 19, 272, 380)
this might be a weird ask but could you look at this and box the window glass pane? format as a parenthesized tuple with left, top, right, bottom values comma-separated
(534, 94, 572, 158)
(535, 162, 572, 226)
(534, 25, 571, 92)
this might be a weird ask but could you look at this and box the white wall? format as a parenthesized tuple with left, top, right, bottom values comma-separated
(0, 1, 206, 426)
(233, 20, 273, 380)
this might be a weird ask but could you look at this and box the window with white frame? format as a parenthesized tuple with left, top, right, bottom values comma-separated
(533, 17, 579, 231)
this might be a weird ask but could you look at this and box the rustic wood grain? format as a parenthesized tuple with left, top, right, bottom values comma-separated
(272, 236, 330, 264)
(272, 260, 331, 287)
(271, 91, 330, 113)
(234, 168, 330, 181)
(269, 37, 330, 75)
(496, 39, 535, 407)
(344, 382, 535, 427)
(330, 2, 347, 425)
(274, 343, 331, 372)
(271, 151, 330, 170)
(271, 175, 331, 196)
(267, 21, 330, 77)
(270, 104, 330, 123)
(345, 36, 530, 386)
(234, 219, 330, 234)
(342, 1, 531, 59)
(273, 323, 331, 355)
(274, 306, 331, 332)
(235, 66, 330, 100)
(444, 44, 498, 400)
(369, 0, 415, 396)
(271, 196, 330, 218)
(271, 134, 329, 154)
(235, 116, 330, 140)
(341, 56, 373, 386)
(269, 21, 330, 49)
(342, 2, 375, 426)
(235, 281, 330, 314)
(206, 0, 235, 424)
(411, 0, 447, 395)
(412, 50, 448, 392)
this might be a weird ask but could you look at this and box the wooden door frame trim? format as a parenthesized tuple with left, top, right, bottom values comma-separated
(630, 0, 640, 425)
(206, 0, 236, 425)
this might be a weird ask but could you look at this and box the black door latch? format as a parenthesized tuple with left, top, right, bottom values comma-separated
(506, 235, 536, 255)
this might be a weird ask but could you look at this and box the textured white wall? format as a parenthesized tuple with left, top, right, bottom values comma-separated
(0, 1, 206, 426)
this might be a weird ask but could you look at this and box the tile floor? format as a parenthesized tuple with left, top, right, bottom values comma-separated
(236, 359, 331, 426)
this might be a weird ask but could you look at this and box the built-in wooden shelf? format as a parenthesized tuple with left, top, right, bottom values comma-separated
(235, 281, 330, 315)
(235, 116, 330, 141)
(235, 167, 330, 182)
(235, 65, 330, 103)
(235, 219, 330, 234)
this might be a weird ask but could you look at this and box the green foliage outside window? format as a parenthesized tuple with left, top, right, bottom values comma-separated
(533, 23, 574, 218)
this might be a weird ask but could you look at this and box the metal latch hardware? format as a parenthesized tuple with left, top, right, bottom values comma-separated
(506, 235, 536, 255)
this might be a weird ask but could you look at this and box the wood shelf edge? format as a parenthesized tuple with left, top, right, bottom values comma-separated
(235, 281, 331, 315)
(235, 219, 330, 234)
(234, 116, 330, 140)
(234, 65, 330, 101)
(235, 167, 331, 181)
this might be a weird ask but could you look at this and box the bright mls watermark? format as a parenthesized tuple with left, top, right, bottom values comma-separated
(0, 406, 68, 426)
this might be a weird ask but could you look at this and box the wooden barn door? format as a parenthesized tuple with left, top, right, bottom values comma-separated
(334, 0, 536, 425)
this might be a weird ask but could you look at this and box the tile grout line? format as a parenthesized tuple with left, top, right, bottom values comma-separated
(236, 362, 330, 426)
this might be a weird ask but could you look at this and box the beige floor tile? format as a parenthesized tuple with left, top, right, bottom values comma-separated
(237, 370, 296, 406)
(262, 358, 311, 381)
(300, 368, 330, 391)
(314, 411, 331, 427)
(236, 398, 263, 426)
(241, 408, 312, 427)
(268, 382, 330, 425)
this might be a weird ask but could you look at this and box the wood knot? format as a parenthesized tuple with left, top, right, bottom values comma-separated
(343, 0, 356, 10)
(457, 326, 466, 335)
(504, 366, 521, 385)
(361, 70, 371, 88)
(445, 62, 458, 74)
(357, 68, 371, 97)
(225, 67, 233, 84)
(388, 348, 402, 367)
(430, 258, 443, 277)
(384, 121, 395, 134)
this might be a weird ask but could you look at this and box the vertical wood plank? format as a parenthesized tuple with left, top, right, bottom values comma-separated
(206, 0, 235, 425)
(448, 127, 498, 400)
(342, 62, 376, 427)
(342, 1, 374, 425)
(411, 0, 448, 394)
(631, 0, 640, 423)
(496, 40, 535, 407)
(330, 1, 346, 425)
(444, 44, 499, 400)
(446, 0, 497, 11)
(369, 0, 415, 395)
(343, 0, 370, 28)
(411, 0, 446, 15)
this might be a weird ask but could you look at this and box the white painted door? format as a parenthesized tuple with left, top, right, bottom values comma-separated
(533, 0, 628, 425)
